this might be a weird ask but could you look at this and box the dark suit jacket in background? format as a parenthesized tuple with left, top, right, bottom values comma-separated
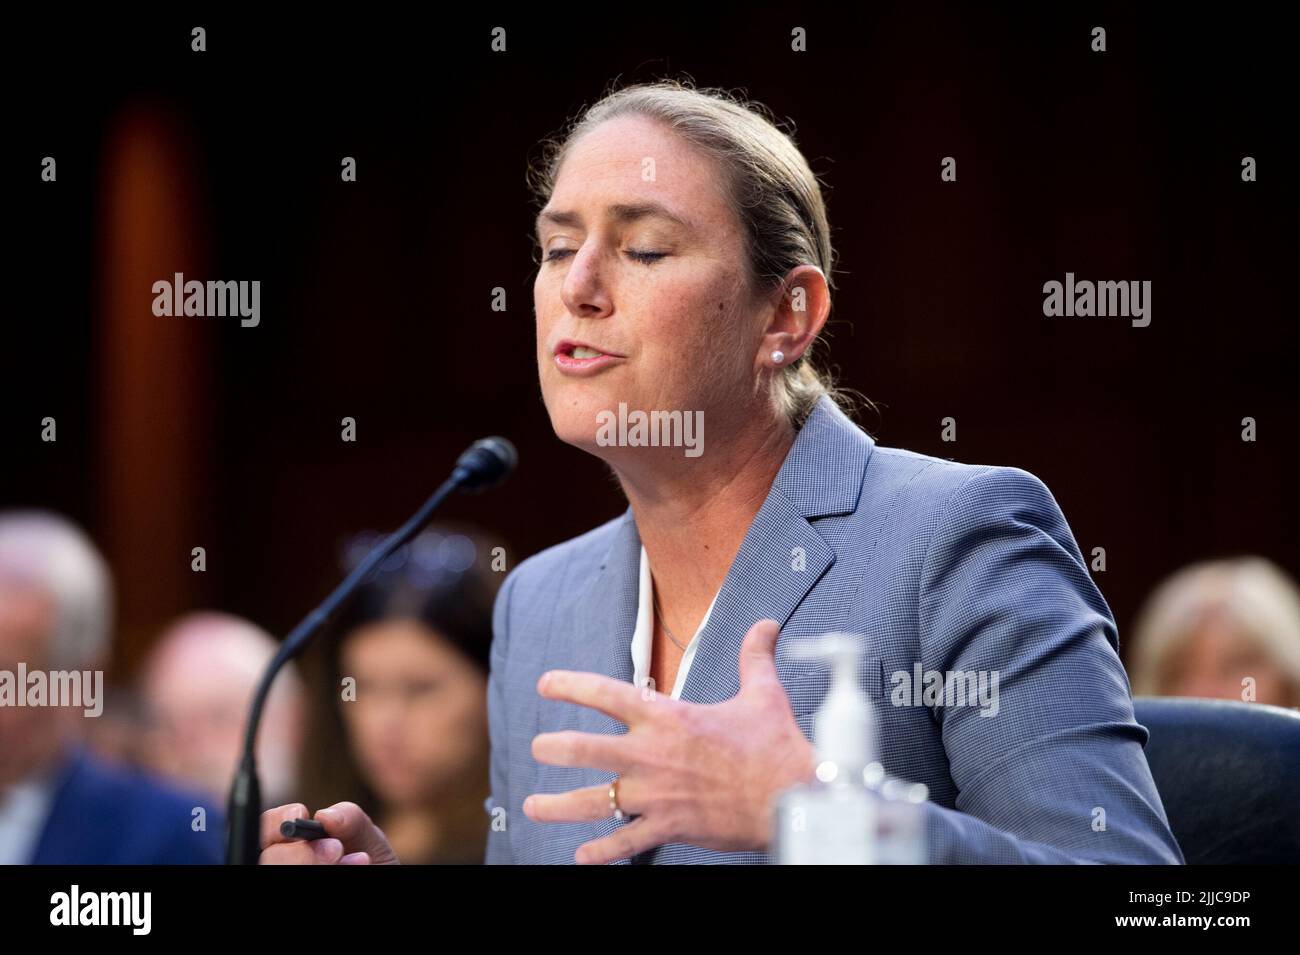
(29, 743, 224, 864)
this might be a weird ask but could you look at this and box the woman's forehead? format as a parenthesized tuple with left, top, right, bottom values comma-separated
(551, 119, 728, 215)
(536, 197, 696, 239)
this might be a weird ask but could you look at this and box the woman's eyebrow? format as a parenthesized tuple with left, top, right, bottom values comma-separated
(535, 201, 692, 237)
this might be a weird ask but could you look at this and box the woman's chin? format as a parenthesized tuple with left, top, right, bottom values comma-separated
(551, 421, 607, 455)
(544, 399, 609, 449)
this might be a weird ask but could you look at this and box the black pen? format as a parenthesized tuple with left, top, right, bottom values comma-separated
(280, 818, 329, 841)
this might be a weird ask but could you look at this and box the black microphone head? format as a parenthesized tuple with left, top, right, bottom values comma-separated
(454, 436, 517, 491)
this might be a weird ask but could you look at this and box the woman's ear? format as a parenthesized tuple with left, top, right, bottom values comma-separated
(755, 264, 831, 369)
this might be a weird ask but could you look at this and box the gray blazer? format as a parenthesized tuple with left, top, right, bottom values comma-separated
(485, 396, 1184, 864)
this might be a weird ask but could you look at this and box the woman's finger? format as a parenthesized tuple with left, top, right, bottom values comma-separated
(314, 801, 399, 864)
(523, 781, 630, 824)
(259, 803, 310, 849)
(531, 729, 635, 773)
(574, 816, 662, 865)
(308, 838, 345, 864)
(537, 670, 650, 724)
(260, 840, 322, 865)
(260, 837, 346, 865)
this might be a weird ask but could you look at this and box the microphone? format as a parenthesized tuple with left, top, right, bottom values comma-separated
(225, 436, 517, 864)
(453, 436, 518, 491)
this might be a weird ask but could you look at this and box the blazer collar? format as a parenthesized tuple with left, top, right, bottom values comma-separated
(569, 394, 874, 698)
(772, 394, 875, 519)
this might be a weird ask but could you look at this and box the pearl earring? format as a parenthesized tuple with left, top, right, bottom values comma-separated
(771, 350, 785, 365)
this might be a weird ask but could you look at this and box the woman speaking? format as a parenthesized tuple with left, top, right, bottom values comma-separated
(260, 79, 1183, 865)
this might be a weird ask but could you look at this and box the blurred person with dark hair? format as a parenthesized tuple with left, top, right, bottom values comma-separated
(1130, 557, 1300, 709)
(138, 611, 305, 807)
(295, 528, 496, 865)
(0, 510, 222, 864)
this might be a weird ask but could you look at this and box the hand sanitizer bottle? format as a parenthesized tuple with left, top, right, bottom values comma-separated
(872, 775, 929, 864)
(772, 633, 878, 864)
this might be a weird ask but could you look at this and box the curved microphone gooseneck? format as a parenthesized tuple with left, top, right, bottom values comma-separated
(225, 436, 518, 864)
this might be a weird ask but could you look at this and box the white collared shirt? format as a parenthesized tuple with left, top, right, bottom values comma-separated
(630, 545, 721, 700)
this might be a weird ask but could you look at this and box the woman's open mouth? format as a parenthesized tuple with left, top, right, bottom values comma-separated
(554, 340, 626, 375)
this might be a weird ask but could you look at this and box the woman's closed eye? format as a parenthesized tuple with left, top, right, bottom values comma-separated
(543, 247, 668, 265)
(625, 248, 668, 264)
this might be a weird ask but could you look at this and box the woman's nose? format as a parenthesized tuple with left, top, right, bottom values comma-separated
(559, 244, 614, 319)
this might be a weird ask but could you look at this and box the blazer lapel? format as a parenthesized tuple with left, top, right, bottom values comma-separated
(677, 396, 873, 707)
(532, 508, 642, 861)
(539, 508, 640, 700)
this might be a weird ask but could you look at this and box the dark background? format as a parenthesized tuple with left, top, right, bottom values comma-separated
(5, 5, 1295, 678)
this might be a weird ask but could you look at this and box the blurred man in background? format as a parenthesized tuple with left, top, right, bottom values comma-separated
(138, 611, 305, 809)
(0, 510, 222, 864)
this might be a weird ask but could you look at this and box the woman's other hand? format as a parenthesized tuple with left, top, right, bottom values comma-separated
(258, 801, 401, 865)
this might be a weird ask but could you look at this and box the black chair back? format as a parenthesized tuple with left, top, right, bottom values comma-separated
(1134, 696, 1300, 864)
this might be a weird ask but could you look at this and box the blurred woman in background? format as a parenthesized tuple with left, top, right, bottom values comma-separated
(1130, 556, 1300, 709)
(300, 527, 498, 864)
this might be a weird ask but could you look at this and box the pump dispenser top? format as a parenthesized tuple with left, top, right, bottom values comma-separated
(788, 632, 877, 787)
